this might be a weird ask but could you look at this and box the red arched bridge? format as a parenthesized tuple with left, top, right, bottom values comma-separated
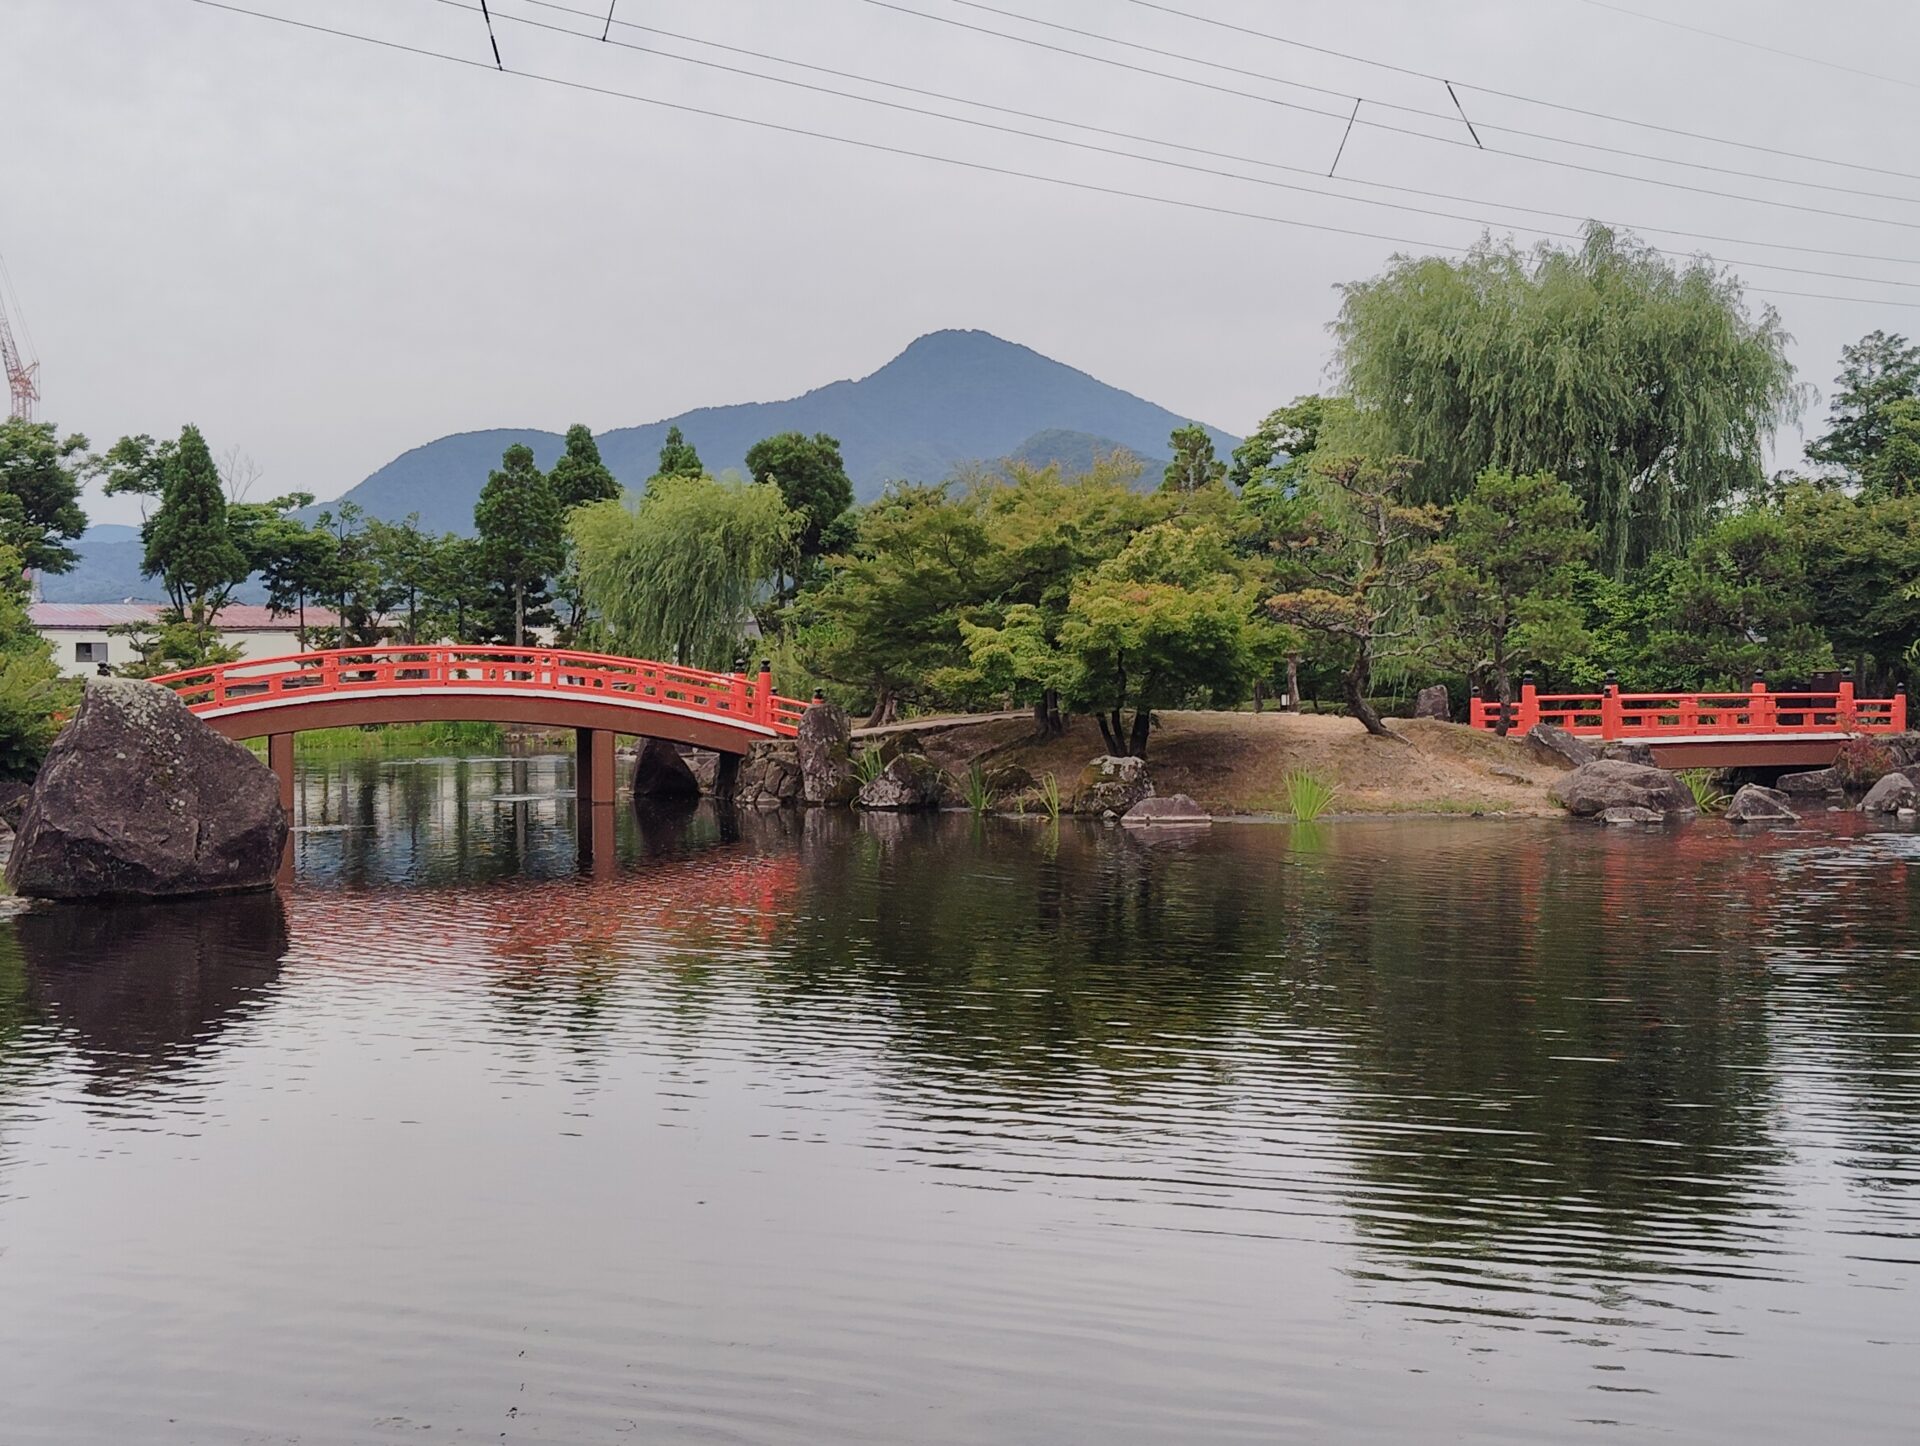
(1471, 678, 1909, 767)
(149, 646, 807, 867)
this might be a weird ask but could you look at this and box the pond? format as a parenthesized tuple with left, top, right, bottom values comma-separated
(0, 755, 1916, 1443)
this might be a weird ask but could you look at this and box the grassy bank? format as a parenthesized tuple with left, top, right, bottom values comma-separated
(257, 722, 511, 758)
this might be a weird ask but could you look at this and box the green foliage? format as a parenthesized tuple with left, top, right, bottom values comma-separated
(143, 424, 248, 632)
(654, 425, 703, 480)
(853, 747, 885, 785)
(799, 484, 992, 722)
(1432, 467, 1595, 710)
(548, 424, 619, 510)
(1861, 398, 1920, 497)
(1051, 521, 1259, 756)
(1677, 769, 1729, 815)
(570, 473, 795, 669)
(474, 443, 565, 645)
(0, 419, 90, 574)
(1038, 770, 1062, 820)
(1162, 423, 1226, 494)
(110, 618, 246, 678)
(1653, 509, 1832, 686)
(291, 721, 504, 757)
(366, 514, 437, 644)
(745, 431, 855, 589)
(1267, 455, 1446, 736)
(0, 544, 69, 778)
(1807, 330, 1920, 480)
(1283, 768, 1336, 822)
(963, 762, 996, 814)
(1334, 225, 1800, 575)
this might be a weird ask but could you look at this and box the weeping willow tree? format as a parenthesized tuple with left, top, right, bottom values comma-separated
(569, 475, 796, 669)
(1333, 224, 1803, 576)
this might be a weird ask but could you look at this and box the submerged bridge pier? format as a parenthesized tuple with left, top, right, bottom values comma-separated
(152, 647, 807, 872)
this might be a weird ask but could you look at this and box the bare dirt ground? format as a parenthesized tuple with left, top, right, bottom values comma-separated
(859, 710, 1566, 816)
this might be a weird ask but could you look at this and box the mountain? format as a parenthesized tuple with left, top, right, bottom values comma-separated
(323, 331, 1235, 534)
(56, 332, 1237, 601)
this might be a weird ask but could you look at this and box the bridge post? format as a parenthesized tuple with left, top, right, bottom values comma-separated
(268, 733, 294, 882)
(1898, 682, 1909, 733)
(575, 728, 619, 872)
(758, 660, 773, 726)
(1516, 673, 1540, 734)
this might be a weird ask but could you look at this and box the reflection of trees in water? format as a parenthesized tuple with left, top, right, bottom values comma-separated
(1318, 828, 1787, 1278)
(7, 893, 288, 1097)
(761, 813, 1276, 1093)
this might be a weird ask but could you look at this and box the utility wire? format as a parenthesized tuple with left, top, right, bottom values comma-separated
(453, 0, 1920, 292)
(885, 0, 1920, 211)
(1564, 0, 1920, 94)
(179, 0, 1920, 312)
(513, 0, 1920, 270)
(1122, 0, 1920, 176)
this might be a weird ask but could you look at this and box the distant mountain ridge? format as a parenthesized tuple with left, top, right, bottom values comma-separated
(322, 330, 1234, 534)
(52, 331, 1235, 601)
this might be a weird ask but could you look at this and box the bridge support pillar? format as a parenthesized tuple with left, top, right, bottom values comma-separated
(576, 728, 619, 875)
(268, 734, 294, 883)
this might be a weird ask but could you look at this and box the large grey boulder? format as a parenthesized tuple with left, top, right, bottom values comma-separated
(1122, 794, 1211, 826)
(731, 740, 803, 808)
(856, 753, 947, 811)
(1778, 766, 1844, 797)
(630, 737, 701, 800)
(1600, 741, 1658, 766)
(1858, 772, 1918, 815)
(1550, 759, 1697, 820)
(1413, 684, 1450, 721)
(797, 700, 859, 806)
(1525, 724, 1597, 770)
(6, 678, 287, 900)
(1725, 784, 1799, 824)
(1074, 756, 1154, 815)
(1880, 732, 1920, 768)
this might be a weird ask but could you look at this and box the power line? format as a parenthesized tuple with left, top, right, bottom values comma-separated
(458, 0, 1920, 294)
(179, 0, 1920, 312)
(1121, 0, 1920, 177)
(870, 0, 1920, 216)
(1564, 0, 1920, 94)
(512, 0, 1920, 271)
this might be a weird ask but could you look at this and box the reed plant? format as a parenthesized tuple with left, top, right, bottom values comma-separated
(853, 748, 885, 785)
(1678, 768, 1729, 814)
(963, 762, 996, 814)
(1038, 771, 1063, 820)
(1283, 768, 1336, 822)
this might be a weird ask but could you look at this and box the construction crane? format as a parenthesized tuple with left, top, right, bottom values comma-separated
(0, 266, 38, 421)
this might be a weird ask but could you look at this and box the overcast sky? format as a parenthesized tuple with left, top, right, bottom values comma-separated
(10, 0, 1920, 527)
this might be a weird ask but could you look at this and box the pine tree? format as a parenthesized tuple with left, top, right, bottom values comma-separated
(1808, 331, 1920, 480)
(1161, 423, 1227, 493)
(549, 423, 620, 510)
(474, 443, 565, 646)
(144, 424, 247, 642)
(653, 425, 703, 480)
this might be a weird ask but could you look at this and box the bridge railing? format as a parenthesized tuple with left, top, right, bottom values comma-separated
(149, 646, 807, 735)
(1470, 677, 1908, 738)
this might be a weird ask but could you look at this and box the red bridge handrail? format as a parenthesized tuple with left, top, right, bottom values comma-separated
(1469, 677, 1908, 738)
(148, 645, 806, 736)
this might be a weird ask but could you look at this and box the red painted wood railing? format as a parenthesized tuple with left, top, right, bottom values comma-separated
(1470, 678, 1908, 739)
(149, 646, 807, 734)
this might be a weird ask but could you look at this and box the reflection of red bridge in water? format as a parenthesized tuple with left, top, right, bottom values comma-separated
(149, 646, 809, 867)
(1471, 678, 1910, 768)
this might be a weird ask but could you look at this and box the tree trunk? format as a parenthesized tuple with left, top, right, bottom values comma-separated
(1492, 651, 1513, 738)
(297, 590, 307, 652)
(1032, 694, 1050, 735)
(1127, 708, 1151, 758)
(1285, 653, 1301, 712)
(863, 688, 897, 729)
(1252, 679, 1265, 714)
(1096, 711, 1120, 754)
(1345, 643, 1394, 739)
(514, 581, 526, 648)
(1047, 689, 1063, 735)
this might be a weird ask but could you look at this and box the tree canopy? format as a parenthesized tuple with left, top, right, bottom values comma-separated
(744, 431, 855, 589)
(654, 426, 704, 481)
(1334, 225, 1800, 575)
(549, 423, 620, 510)
(1807, 330, 1920, 481)
(474, 443, 565, 645)
(0, 419, 91, 574)
(142, 424, 248, 631)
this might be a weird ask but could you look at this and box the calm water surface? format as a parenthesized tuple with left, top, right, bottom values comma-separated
(1, 755, 1917, 1443)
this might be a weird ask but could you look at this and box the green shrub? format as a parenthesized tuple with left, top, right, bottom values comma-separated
(1283, 768, 1336, 821)
(853, 748, 885, 784)
(1038, 771, 1062, 820)
(1677, 768, 1729, 814)
(963, 762, 996, 814)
